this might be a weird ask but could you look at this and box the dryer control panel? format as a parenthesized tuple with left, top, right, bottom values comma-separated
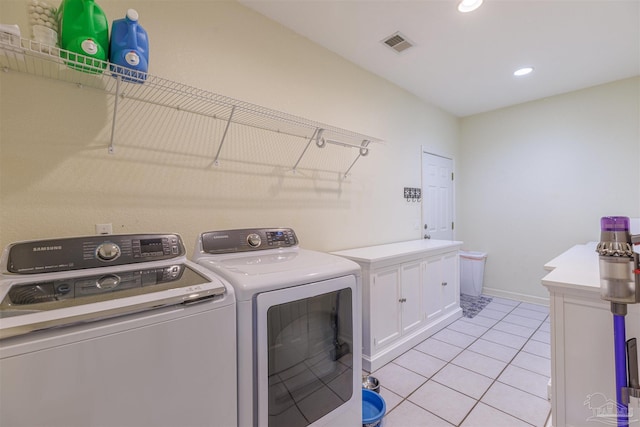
(5, 234, 185, 274)
(200, 228, 298, 254)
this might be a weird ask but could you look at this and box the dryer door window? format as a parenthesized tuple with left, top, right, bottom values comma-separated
(256, 277, 355, 427)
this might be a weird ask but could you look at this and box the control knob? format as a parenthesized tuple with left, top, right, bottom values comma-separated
(247, 233, 262, 248)
(96, 242, 121, 261)
(96, 274, 120, 289)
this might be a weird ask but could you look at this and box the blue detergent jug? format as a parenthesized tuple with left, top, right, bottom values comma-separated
(109, 9, 149, 83)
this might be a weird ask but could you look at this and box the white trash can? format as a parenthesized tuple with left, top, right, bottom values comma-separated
(460, 251, 487, 296)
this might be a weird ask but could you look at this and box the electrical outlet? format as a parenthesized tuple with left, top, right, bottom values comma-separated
(95, 223, 113, 235)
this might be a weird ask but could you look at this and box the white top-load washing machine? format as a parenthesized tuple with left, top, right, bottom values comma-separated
(0, 233, 237, 427)
(193, 228, 362, 427)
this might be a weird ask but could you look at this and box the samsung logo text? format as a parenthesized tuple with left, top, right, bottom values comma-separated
(33, 246, 63, 252)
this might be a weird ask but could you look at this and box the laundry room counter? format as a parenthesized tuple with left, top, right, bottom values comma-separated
(332, 239, 463, 266)
(333, 239, 463, 371)
(542, 243, 640, 427)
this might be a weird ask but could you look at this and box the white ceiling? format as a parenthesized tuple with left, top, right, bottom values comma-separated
(240, 0, 640, 117)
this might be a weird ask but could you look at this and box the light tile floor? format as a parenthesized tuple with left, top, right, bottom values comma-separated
(367, 296, 552, 427)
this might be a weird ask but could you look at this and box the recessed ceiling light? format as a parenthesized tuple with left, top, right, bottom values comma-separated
(514, 67, 534, 77)
(458, 0, 483, 13)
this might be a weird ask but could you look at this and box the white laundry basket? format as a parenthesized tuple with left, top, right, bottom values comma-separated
(460, 251, 487, 296)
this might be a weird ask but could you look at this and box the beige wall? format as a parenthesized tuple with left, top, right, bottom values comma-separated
(2, 1, 638, 304)
(0, 0, 459, 255)
(457, 77, 640, 303)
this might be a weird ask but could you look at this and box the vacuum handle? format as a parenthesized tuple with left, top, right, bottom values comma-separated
(629, 338, 639, 389)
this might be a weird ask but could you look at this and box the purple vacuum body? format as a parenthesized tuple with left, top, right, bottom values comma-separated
(597, 216, 640, 426)
(597, 216, 639, 305)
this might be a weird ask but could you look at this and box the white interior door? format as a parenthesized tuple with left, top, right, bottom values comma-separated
(421, 151, 454, 241)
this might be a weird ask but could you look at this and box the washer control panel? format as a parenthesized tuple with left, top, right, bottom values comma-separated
(6, 234, 185, 274)
(201, 228, 298, 254)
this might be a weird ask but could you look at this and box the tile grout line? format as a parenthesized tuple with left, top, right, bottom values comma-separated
(381, 299, 551, 426)
(457, 304, 552, 426)
(455, 301, 539, 427)
(382, 299, 519, 425)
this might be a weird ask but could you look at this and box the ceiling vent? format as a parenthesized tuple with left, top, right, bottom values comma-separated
(382, 32, 414, 53)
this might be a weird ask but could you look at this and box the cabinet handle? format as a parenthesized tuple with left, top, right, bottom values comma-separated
(441, 282, 448, 286)
(398, 298, 407, 303)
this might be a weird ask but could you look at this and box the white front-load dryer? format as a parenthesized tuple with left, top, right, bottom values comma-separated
(193, 228, 362, 427)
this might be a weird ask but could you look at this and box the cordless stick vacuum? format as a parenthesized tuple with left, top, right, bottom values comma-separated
(597, 216, 640, 427)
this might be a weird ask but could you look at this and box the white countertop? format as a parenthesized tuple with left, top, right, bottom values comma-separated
(541, 242, 601, 293)
(540, 240, 640, 296)
(543, 241, 598, 272)
(331, 239, 463, 263)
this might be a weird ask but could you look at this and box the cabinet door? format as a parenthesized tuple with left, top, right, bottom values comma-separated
(371, 268, 401, 351)
(400, 261, 422, 334)
(422, 256, 443, 321)
(441, 251, 459, 312)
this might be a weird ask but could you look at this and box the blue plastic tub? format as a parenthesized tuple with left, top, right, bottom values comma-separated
(362, 388, 386, 427)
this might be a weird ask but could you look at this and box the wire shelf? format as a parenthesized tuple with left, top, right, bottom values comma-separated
(0, 34, 382, 177)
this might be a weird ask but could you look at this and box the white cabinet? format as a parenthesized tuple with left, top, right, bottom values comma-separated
(370, 261, 422, 353)
(333, 239, 463, 372)
(400, 261, 423, 335)
(423, 251, 458, 322)
(423, 256, 443, 321)
(442, 251, 460, 312)
(370, 267, 402, 350)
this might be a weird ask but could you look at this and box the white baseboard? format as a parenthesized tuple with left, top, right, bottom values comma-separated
(482, 286, 550, 306)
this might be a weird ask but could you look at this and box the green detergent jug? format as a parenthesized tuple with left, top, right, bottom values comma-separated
(57, 0, 108, 73)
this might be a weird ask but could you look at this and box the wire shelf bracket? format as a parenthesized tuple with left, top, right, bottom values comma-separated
(292, 128, 322, 173)
(210, 105, 236, 168)
(108, 76, 122, 154)
(343, 140, 371, 178)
